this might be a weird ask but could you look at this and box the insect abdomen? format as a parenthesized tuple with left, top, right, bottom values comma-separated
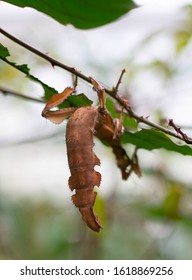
(66, 106, 102, 232)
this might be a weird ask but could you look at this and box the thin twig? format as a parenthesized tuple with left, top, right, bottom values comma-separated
(1, 28, 192, 144)
(110, 92, 192, 143)
(0, 130, 64, 148)
(168, 119, 192, 144)
(0, 86, 45, 103)
(113, 68, 126, 93)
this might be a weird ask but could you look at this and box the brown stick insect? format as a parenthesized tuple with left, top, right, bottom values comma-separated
(42, 78, 136, 232)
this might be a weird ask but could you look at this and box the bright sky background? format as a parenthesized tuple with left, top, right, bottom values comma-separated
(136, 0, 191, 7)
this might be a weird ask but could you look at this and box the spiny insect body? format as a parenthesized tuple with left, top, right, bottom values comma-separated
(42, 80, 136, 232)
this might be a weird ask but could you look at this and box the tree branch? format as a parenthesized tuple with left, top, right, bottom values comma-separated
(0, 28, 91, 84)
(0, 86, 45, 103)
(168, 119, 192, 144)
(1, 28, 192, 144)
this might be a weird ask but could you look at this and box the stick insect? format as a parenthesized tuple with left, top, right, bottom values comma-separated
(42, 79, 134, 232)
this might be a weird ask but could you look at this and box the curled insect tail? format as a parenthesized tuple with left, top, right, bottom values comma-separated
(72, 190, 102, 232)
(79, 206, 102, 232)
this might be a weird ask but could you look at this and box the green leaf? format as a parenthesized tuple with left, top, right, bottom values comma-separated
(0, 43, 10, 57)
(175, 31, 192, 53)
(67, 93, 93, 107)
(106, 98, 119, 118)
(0, 43, 57, 97)
(149, 60, 175, 79)
(0, 44, 93, 108)
(106, 98, 138, 130)
(60, 93, 93, 108)
(121, 129, 192, 156)
(2, 0, 137, 29)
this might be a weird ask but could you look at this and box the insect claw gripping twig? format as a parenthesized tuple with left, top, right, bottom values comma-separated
(72, 74, 78, 89)
(90, 77, 106, 109)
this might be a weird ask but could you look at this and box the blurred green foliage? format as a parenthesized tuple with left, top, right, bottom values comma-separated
(1, 173, 192, 260)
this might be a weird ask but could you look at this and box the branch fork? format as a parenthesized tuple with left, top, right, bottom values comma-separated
(1, 28, 192, 145)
